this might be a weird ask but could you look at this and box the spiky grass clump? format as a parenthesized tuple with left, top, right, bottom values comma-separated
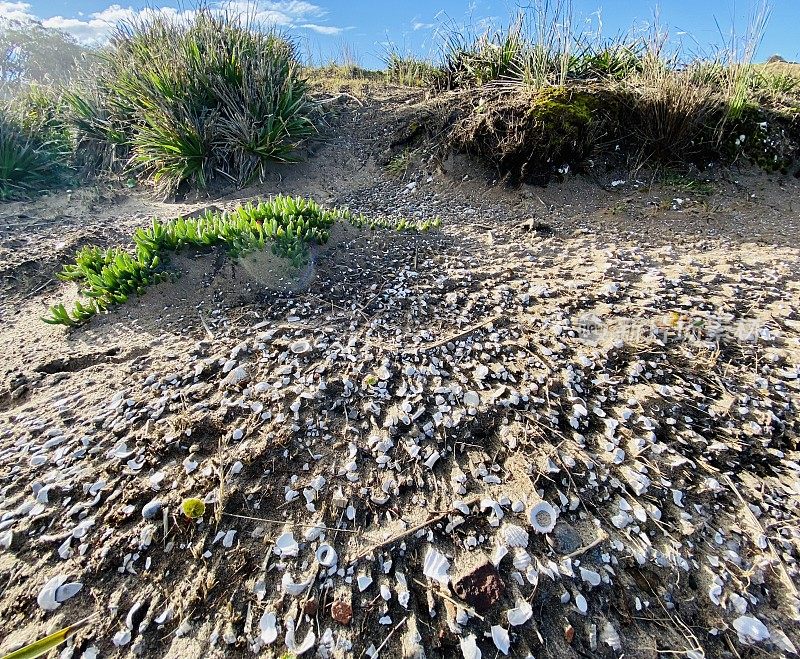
(68, 9, 315, 195)
(0, 114, 65, 200)
(44, 195, 440, 326)
(384, 53, 441, 87)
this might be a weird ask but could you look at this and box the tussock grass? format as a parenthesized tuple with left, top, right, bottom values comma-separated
(85, 9, 315, 195)
(0, 113, 67, 199)
(1, 8, 318, 198)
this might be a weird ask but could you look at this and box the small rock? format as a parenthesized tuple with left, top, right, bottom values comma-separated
(549, 522, 583, 555)
(142, 499, 163, 520)
(452, 562, 505, 613)
(331, 601, 352, 625)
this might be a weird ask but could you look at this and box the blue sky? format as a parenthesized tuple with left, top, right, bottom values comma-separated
(2, 1, 798, 67)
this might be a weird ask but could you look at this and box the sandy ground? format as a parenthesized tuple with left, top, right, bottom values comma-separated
(1, 89, 799, 659)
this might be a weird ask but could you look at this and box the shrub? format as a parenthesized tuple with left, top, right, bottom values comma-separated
(68, 9, 316, 195)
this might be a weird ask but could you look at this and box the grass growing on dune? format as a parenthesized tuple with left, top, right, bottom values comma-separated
(0, 114, 67, 200)
(43, 195, 440, 327)
(86, 9, 315, 195)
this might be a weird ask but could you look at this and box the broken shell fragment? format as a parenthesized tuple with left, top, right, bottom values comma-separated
(281, 572, 312, 596)
(37, 575, 68, 611)
(422, 547, 450, 586)
(491, 625, 511, 655)
(259, 611, 278, 644)
(289, 339, 311, 354)
(506, 600, 533, 626)
(501, 523, 529, 548)
(528, 499, 558, 534)
(275, 531, 299, 558)
(316, 543, 337, 567)
(460, 634, 482, 659)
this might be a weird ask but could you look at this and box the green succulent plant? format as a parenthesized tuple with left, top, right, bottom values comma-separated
(44, 195, 441, 327)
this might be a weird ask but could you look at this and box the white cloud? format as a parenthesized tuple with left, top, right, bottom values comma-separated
(300, 23, 342, 35)
(0, 1, 36, 22)
(412, 21, 434, 31)
(2, 1, 344, 43)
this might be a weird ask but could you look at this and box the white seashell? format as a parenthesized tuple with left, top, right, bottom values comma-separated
(502, 524, 529, 548)
(37, 575, 68, 611)
(154, 606, 174, 625)
(275, 532, 299, 557)
(733, 616, 770, 644)
(474, 364, 489, 380)
(506, 601, 533, 626)
(460, 634, 482, 659)
(304, 523, 324, 542)
(771, 628, 798, 654)
(463, 391, 480, 407)
(285, 617, 315, 655)
(380, 584, 392, 601)
(491, 545, 508, 567)
(289, 340, 311, 355)
(491, 626, 510, 655)
(281, 572, 312, 595)
(357, 575, 373, 592)
(528, 500, 557, 533)
(600, 621, 622, 651)
(55, 582, 83, 603)
(316, 544, 337, 567)
(259, 612, 278, 644)
(423, 547, 450, 586)
(580, 567, 601, 586)
(424, 451, 441, 469)
(113, 630, 131, 646)
(512, 548, 531, 571)
(575, 593, 588, 614)
(222, 530, 236, 548)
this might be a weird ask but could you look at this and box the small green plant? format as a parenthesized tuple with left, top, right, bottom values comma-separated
(181, 497, 206, 519)
(386, 149, 413, 178)
(44, 195, 441, 327)
(661, 171, 714, 195)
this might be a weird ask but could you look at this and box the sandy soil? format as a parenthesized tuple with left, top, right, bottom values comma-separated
(0, 89, 799, 659)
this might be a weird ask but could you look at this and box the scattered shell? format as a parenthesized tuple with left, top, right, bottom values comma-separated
(506, 601, 533, 626)
(529, 499, 558, 534)
(491, 625, 510, 655)
(463, 391, 480, 407)
(259, 612, 278, 644)
(357, 575, 373, 592)
(422, 547, 450, 586)
(316, 543, 337, 567)
(460, 634, 482, 659)
(37, 575, 68, 611)
(580, 567, 602, 586)
(55, 582, 83, 603)
(290, 339, 311, 354)
(281, 572, 312, 595)
(733, 616, 770, 644)
(275, 532, 299, 558)
(501, 524, 529, 548)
